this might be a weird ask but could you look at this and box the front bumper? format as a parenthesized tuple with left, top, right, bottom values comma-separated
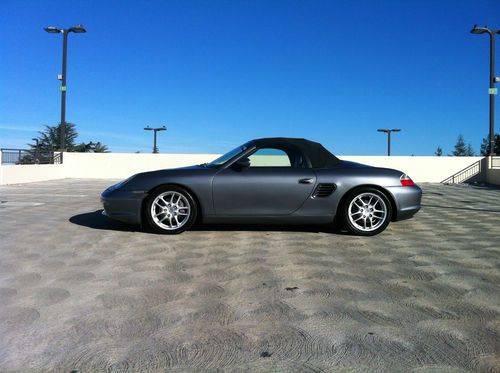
(386, 185, 422, 221)
(101, 187, 146, 225)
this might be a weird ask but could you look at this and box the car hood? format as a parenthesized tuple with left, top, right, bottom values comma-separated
(135, 164, 209, 177)
(116, 164, 216, 191)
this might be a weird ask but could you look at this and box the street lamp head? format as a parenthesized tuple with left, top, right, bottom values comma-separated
(470, 25, 489, 34)
(391, 129, 401, 132)
(158, 126, 167, 131)
(144, 126, 152, 131)
(377, 129, 389, 133)
(69, 25, 87, 33)
(44, 26, 62, 33)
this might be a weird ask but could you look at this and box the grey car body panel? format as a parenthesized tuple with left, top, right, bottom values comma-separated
(123, 165, 218, 214)
(100, 189, 144, 225)
(212, 167, 316, 216)
(101, 138, 422, 226)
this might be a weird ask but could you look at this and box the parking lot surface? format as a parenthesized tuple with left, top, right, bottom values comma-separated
(1, 179, 499, 372)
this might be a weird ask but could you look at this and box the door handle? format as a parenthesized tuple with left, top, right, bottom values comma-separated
(299, 178, 314, 184)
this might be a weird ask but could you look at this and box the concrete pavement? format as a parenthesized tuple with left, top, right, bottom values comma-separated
(0, 179, 499, 371)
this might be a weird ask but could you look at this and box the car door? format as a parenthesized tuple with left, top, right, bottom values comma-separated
(212, 146, 316, 216)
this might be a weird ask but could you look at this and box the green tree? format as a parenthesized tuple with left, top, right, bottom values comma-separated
(452, 134, 474, 156)
(73, 142, 94, 153)
(452, 134, 467, 156)
(73, 141, 110, 153)
(92, 142, 109, 153)
(465, 143, 475, 156)
(29, 123, 109, 153)
(435, 146, 443, 156)
(480, 133, 500, 156)
(31, 123, 78, 152)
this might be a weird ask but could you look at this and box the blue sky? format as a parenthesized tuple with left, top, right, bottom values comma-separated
(1, 0, 499, 155)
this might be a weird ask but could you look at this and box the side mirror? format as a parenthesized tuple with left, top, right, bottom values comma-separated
(232, 157, 250, 170)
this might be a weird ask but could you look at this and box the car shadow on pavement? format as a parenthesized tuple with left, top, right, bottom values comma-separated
(69, 210, 140, 232)
(69, 210, 347, 234)
(191, 224, 340, 234)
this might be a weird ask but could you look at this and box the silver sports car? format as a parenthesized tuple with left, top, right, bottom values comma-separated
(101, 138, 422, 236)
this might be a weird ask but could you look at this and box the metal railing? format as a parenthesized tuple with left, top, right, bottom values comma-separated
(441, 160, 481, 184)
(492, 156, 500, 169)
(1, 148, 63, 165)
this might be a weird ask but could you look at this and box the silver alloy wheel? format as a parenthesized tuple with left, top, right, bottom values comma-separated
(150, 191, 191, 231)
(347, 192, 387, 232)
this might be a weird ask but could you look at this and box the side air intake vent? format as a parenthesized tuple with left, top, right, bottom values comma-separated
(312, 183, 336, 198)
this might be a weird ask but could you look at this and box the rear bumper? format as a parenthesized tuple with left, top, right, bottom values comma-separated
(386, 185, 422, 221)
(100, 188, 145, 225)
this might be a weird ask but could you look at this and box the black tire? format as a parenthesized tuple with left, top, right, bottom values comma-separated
(145, 185, 197, 234)
(341, 187, 392, 236)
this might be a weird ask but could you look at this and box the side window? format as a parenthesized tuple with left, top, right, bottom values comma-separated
(248, 148, 292, 167)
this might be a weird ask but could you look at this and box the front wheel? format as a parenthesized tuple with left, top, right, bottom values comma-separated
(342, 188, 392, 236)
(145, 186, 197, 234)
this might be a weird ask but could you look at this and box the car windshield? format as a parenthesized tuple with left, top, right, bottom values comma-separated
(207, 141, 253, 167)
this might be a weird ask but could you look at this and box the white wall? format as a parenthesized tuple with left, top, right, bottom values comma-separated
(486, 157, 500, 185)
(0, 152, 489, 185)
(339, 156, 484, 183)
(0, 164, 65, 185)
(62, 152, 219, 179)
(62, 153, 485, 183)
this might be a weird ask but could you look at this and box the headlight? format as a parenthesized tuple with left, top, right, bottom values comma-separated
(108, 175, 136, 191)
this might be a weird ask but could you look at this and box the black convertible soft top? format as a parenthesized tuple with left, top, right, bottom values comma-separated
(252, 137, 341, 168)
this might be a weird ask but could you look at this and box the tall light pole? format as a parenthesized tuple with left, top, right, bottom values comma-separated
(144, 125, 167, 153)
(44, 25, 86, 151)
(32, 138, 39, 163)
(377, 128, 401, 156)
(470, 25, 500, 156)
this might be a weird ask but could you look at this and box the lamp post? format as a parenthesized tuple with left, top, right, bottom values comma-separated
(44, 25, 86, 151)
(144, 125, 167, 153)
(32, 138, 39, 163)
(470, 25, 500, 156)
(377, 128, 401, 156)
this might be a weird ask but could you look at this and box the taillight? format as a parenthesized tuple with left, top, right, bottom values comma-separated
(400, 173, 415, 186)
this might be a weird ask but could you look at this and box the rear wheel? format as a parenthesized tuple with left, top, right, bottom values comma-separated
(342, 188, 392, 236)
(146, 186, 197, 234)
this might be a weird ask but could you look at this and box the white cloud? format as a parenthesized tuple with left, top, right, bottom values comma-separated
(0, 124, 41, 132)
